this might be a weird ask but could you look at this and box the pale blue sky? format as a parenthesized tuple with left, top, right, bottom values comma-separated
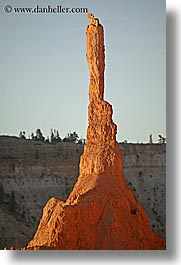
(0, 0, 165, 142)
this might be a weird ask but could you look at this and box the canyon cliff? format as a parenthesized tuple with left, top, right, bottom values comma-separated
(21, 13, 165, 250)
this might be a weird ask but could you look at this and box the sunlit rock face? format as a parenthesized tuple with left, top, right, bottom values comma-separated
(22, 13, 165, 250)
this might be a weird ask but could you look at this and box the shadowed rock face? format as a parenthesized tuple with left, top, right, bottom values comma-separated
(23, 13, 165, 250)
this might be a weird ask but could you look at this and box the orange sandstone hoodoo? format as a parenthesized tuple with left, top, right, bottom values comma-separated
(25, 13, 165, 250)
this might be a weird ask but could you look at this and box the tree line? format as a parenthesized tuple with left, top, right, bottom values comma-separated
(148, 134, 166, 144)
(19, 130, 166, 144)
(122, 134, 166, 144)
(19, 129, 85, 144)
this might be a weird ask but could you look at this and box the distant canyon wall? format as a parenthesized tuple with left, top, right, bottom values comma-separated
(0, 136, 166, 249)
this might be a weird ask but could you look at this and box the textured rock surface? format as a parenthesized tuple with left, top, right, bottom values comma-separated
(0, 139, 166, 249)
(0, 136, 80, 249)
(23, 13, 165, 250)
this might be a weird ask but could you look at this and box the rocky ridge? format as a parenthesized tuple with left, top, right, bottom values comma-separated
(22, 13, 165, 250)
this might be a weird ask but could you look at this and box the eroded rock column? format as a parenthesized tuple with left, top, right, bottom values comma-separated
(85, 13, 117, 147)
(86, 13, 105, 101)
(23, 13, 165, 250)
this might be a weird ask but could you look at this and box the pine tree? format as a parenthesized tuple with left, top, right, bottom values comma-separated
(149, 134, 153, 144)
(35, 129, 45, 142)
(158, 135, 166, 144)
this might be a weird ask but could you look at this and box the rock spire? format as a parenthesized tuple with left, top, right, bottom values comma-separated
(86, 12, 104, 102)
(22, 13, 165, 250)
